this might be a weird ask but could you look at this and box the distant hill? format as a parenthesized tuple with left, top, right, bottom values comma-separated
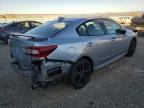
(0, 14, 61, 19)
(94, 11, 144, 17)
(64, 11, 144, 17)
(0, 14, 61, 22)
(0, 11, 144, 22)
(0, 11, 144, 18)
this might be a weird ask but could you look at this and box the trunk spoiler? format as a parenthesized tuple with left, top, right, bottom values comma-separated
(10, 33, 48, 41)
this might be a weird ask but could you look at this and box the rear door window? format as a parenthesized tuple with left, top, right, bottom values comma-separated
(77, 20, 105, 36)
(85, 21, 105, 36)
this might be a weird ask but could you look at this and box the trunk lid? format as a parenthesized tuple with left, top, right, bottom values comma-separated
(10, 34, 48, 65)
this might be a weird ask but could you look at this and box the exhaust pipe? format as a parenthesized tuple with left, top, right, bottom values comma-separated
(31, 82, 40, 89)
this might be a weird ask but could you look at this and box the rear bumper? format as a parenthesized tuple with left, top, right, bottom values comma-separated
(10, 60, 65, 82)
(11, 61, 34, 80)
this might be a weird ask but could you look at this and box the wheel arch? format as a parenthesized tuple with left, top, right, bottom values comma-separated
(66, 55, 94, 82)
(77, 56, 94, 72)
(132, 37, 137, 43)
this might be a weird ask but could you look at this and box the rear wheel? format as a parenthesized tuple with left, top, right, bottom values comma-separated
(69, 58, 93, 89)
(126, 39, 137, 57)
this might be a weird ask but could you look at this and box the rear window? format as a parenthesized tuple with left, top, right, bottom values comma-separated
(7, 23, 21, 28)
(25, 20, 70, 37)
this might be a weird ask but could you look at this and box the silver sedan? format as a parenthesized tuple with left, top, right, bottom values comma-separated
(9, 17, 137, 89)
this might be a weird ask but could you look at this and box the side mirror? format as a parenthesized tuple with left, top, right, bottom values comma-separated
(116, 29, 126, 35)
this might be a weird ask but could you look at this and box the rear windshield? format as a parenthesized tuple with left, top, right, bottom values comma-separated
(25, 20, 70, 37)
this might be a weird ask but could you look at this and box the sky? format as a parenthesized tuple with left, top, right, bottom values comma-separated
(0, 0, 144, 14)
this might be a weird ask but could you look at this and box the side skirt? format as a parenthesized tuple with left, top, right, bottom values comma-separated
(94, 52, 127, 70)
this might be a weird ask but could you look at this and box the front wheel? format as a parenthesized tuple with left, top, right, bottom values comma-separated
(126, 39, 137, 57)
(69, 58, 93, 89)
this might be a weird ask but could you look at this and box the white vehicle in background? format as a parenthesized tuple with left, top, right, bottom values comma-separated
(111, 16, 134, 25)
(117, 16, 133, 25)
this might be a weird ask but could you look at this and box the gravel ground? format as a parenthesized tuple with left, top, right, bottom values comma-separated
(0, 37, 144, 108)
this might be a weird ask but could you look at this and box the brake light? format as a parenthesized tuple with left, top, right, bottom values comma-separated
(23, 45, 57, 58)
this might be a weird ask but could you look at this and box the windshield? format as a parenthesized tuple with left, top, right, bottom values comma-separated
(25, 20, 70, 37)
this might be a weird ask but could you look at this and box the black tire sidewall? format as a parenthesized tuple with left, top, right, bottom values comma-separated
(69, 58, 93, 89)
(126, 39, 136, 57)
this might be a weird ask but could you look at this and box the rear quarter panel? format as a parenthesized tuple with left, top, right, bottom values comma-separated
(33, 20, 87, 63)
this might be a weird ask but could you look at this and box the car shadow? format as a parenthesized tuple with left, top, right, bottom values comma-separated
(1, 57, 128, 107)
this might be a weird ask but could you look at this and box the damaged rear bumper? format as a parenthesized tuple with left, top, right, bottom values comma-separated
(11, 61, 37, 80)
(10, 59, 74, 82)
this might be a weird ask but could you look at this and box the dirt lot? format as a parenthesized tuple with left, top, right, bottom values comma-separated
(0, 37, 144, 108)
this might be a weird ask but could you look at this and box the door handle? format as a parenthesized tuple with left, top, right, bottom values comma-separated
(111, 37, 116, 41)
(87, 42, 94, 47)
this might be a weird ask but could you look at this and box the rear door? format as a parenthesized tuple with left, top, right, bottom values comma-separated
(102, 19, 127, 57)
(77, 19, 112, 67)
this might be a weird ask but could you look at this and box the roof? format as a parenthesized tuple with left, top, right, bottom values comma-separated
(61, 16, 111, 22)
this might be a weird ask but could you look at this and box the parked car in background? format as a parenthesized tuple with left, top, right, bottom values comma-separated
(116, 16, 133, 25)
(0, 21, 41, 42)
(127, 15, 144, 33)
(9, 17, 137, 89)
(131, 15, 144, 27)
(0, 22, 7, 26)
(0, 22, 8, 30)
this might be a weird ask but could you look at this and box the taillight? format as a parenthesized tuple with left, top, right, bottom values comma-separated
(23, 45, 57, 58)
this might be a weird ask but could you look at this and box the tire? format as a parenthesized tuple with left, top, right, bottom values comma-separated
(69, 58, 93, 89)
(126, 39, 137, 57)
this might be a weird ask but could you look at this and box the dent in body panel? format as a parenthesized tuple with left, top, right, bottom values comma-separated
(33, 58, 72, 81)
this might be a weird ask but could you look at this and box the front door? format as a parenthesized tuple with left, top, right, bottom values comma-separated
(102, 19, 128, 57)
